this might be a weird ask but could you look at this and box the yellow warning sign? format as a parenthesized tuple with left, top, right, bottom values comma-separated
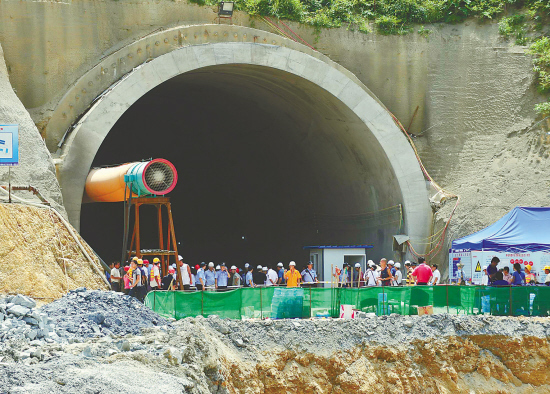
(475, 261, 482, 272)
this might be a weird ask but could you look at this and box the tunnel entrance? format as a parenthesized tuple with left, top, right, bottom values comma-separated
(80, 64, 406, 266)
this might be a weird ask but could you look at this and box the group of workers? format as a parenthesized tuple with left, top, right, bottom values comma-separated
(106, 255, 444, 303)
(107, 256, 323, 301)
(334, 257, 440, 287)
(459, 257, 550, 286)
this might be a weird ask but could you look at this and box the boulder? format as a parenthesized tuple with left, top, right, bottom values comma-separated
(7, 305, 30, 317)
(26, 329, 38, 341)
(11, 295, 36, 309)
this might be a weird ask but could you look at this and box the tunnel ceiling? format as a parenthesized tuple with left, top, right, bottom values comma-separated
(80, 64, 404, 266)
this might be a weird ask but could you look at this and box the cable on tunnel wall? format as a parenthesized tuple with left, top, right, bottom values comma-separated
(387, 112, 460, 259)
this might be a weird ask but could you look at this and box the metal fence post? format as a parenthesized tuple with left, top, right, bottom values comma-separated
(310, 286, 312, 318)
(260, 287, 263, 320)
(173, 291, 177, 320)
(508, 286, 514, 316)
(382, 285, 386, 316)
(446, 284, 449, 314)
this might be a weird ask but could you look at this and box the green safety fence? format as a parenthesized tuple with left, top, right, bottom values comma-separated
(144, 285, 550, 320)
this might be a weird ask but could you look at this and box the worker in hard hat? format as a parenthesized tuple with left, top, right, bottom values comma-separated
(388, 260, 396, 278)
(525, 265, 536, 285)
(284, 261, 302, 287)
(150, 258, 162, 291)
(393, 263, 403, 286)
(215, 263, 230, 291)
(404, 261, 413, 285)
(364, 262, 377, 287)
(544, 266, 550, 285)
(205, 262, 216, 288)
(351, 263, 363, 287)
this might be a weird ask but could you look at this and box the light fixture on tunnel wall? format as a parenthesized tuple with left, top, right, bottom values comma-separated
(217, 1, 234, 24)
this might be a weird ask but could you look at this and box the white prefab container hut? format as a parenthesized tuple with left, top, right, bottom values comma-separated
(304, 245, 374, 286)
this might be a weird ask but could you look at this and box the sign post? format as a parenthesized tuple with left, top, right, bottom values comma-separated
(0, 125, 19, 203)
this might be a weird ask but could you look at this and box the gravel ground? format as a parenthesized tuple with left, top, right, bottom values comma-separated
(0, 290, 549, 393)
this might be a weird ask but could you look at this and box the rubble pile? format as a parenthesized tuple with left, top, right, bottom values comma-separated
(0, 290, 549, 393)
(0, 289, 168, 350)
(0, 294, 57, 343)
(40, 288, 168, 338)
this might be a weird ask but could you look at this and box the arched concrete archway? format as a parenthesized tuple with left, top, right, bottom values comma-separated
(58, 41, 431, 259)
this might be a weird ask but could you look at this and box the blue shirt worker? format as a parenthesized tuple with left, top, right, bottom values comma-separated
(216, 264, 230, 290)
(196, 262, 206, 290)
(205, 262, 216, 287)
(388, 260, 396, 277)
(277, 262, 285, 285)
(245, 267, 255, 287)
(301, 262, 318, 286)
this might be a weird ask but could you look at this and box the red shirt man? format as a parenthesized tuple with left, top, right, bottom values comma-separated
(412, 258, 433, 285)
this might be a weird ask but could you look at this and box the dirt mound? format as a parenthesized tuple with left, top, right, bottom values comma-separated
(0, 203, 108, 301)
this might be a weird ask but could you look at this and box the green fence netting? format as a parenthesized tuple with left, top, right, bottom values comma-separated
(144, 286, 550, 320)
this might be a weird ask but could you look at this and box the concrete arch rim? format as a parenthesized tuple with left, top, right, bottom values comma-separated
(46, 24, 369, 153)
(59, 42, 432, 254)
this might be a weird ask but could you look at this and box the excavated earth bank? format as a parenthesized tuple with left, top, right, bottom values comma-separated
(0, 204, 108, 300)
(0, 290, 549, 393)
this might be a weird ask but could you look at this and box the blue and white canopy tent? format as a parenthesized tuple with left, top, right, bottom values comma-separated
(450, 207, 550, 284)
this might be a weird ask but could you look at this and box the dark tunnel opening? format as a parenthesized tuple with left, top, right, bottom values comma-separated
(80, 65, 404, 273)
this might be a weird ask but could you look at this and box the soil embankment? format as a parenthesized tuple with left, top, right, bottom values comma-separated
(0, 204, 108, 301)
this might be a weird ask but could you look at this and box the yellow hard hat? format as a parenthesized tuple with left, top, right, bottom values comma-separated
(525, 265, 531, 272)
(545, 266, 550, 271)
(137, 259, 143, 265)
(153, 257, 160, 263)
(132, 256, 139, 261)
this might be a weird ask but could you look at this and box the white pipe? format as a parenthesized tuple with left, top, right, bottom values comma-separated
(0, 187, 110, 287)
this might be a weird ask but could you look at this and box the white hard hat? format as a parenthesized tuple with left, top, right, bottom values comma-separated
(289, 261, 296, 266)
(257, 265, 262, 269)
(178, 255, 183, 261)
(368, 260, 374, 265)
(388, 260, 395, 265)
(262, 266, 267, 271)
(230, 265, 236, 270)
(244, 263, 249, 268)
(404, 260, 411, 266)
(395, 263, 401, 268)
(208, 262, 214, 268)
(277, 262, 283, 267)
(216, 265, 221, 270)
(354, 263, 361, 268)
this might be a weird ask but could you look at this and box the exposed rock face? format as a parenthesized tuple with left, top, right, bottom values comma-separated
(0, 44, 65, 216)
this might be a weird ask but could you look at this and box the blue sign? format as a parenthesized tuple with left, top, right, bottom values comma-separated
(0, 125, 18, 166)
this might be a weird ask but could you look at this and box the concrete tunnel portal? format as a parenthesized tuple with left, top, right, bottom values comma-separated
(58, 43, 431, 269)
